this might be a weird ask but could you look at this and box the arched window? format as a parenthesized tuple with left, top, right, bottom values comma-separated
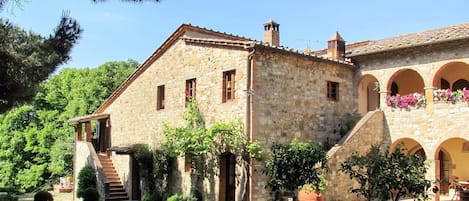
(452, 79, 469, 91)
(441, 78, 450, 90)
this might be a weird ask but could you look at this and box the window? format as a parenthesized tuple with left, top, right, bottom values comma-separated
(185, 78, 196, 105)
(157, 85, 165, 110)
(223, 70, 236, 103)
(327, 81, 339, 101)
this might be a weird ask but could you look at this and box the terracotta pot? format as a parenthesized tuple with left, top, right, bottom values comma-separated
(298, 190, 324, 201)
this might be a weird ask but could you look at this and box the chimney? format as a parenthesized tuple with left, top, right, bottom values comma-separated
(263, 19, 279, 46)
(327, 32, 345, 61)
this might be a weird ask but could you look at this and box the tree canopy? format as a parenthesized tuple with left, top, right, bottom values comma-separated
(0, 60, 137, 193)
(0, 15, 82, 113)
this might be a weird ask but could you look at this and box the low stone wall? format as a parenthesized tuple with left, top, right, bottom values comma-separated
(74, 142, 107, 201)
(325, 110, 390, 201)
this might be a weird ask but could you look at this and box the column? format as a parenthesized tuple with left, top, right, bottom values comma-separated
(76, 123, 83, 141)
(85, 121, 92, 142)
(424, 87, 435, 113)
(379, 90, 389, 110)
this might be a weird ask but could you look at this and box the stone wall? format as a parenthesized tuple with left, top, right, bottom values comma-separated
(383, 103, 469, 179)
(103, 35, 250, 199)
(325, 110, 388, 201)
(250, 48, 356, 200)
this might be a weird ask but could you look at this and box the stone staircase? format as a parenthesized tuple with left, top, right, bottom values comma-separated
(97, 154, 129, 201)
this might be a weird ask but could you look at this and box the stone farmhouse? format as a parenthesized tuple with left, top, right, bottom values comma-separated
(70, 20, 469, 201)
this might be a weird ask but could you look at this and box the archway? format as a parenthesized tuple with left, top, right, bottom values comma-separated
(433, 62, 469, 90)
(391, 138, 426, 159)
(434, 138, 469, 195)
(387, 69, 425, 96)
(219, 152, 235, 201)
(358, 75, 380, 115)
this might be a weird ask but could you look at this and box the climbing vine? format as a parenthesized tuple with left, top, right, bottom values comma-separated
(162, 100, 262, 199)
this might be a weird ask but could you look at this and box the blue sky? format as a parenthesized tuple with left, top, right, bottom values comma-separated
(1, 0, 469, 70)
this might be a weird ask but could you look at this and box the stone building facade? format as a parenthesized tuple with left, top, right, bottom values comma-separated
(71, 21, 469, 201)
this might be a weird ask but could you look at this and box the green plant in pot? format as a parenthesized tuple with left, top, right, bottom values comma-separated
(264, 138, 328, 201)
(298, 174, 328, 201)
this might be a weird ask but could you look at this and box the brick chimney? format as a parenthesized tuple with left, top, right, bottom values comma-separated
(327, 32, 345, 61)
(263, 19, 279, 46)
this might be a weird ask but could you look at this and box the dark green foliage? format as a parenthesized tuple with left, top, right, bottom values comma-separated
(0, 15, 81, 113)
(264, 139, 328, 195)
(77, 164, 99, 201)
(0, 60, 137, 193)
(166, 194, 196, 201)
(33, 191, 53, 201)
(133, 144, 170, 199)
(340, 144, 430, 201)
(141, 190, 164, 201)
(80, 189, 99, 201)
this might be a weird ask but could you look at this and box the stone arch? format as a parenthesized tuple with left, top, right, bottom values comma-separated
(390, 137, 427, 159)
(433, 137, 469, 194)
(432, 61, 469, 90)
(357, 74, 380, 115)
(387, 69, 425, 96)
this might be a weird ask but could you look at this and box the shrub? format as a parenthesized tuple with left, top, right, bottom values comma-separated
(141, 190, 163, 201)
(166, 194, 196, 201)
(264, 139, 328, 197)
(77, 164, 99, 201)
(33, 191, 53, 201)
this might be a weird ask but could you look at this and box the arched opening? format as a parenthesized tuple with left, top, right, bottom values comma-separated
(387, 69, 425, 96)
(433, 62, 469, 90)
(357, 75, 380, 115)
(453, 79, 469, 91)
(391, 138, 426, 159)
(434, 138, 469, 195)
(219, 152, 235, 201)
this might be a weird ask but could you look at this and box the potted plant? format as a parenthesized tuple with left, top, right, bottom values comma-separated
(298, 173, 328, 201)
(264, 139, 328, 201)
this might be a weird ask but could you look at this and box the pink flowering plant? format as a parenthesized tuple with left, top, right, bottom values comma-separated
(433, 88, 469, 103)
(386, 93, 426, 109)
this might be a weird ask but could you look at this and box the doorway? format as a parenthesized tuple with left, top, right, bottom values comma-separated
(438, 150, 451, 194)
(219, 153, 235, 201)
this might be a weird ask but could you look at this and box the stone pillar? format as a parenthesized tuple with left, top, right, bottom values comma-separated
(424, 87, 435, 113)
(76, 123, 83, 141)
(379, 90, 389, 110)
(85, 121, 92, 142)
(435, 159, 441, 201)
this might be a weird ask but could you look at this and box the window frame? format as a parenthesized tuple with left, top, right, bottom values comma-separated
(185, 78, 196, 105)
(327, 81, 339, 101)
(222, 70, 236, 103)
(157, 85, 165, 110)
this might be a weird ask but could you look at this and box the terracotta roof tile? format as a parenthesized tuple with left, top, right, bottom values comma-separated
(348, 22, 469, 56)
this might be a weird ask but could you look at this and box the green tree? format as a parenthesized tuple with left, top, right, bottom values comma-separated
(0, 15, 82, 113)
(264, 139, 328, 199)
(0, 60, 137, 193)
(340, 144, 430, 201)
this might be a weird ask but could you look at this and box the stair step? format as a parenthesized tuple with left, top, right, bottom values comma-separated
(97, 154, 129, 200)
(106, 196, 129, 201)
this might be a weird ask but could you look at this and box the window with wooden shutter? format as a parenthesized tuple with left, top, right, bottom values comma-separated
(185, 78, 196, 105)
(327, 81, 339, 101)
(157, 85, 165, 110)
(223, 70, 235, 103)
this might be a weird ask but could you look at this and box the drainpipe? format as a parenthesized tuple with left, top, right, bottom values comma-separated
(246, 44, 256, 201)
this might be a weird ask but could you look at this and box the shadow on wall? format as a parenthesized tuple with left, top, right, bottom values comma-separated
(167, 158, 183, 195)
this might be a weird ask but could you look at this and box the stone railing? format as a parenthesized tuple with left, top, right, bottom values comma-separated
(75, 141, 110, 201)
(325, 110, 389, 201)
